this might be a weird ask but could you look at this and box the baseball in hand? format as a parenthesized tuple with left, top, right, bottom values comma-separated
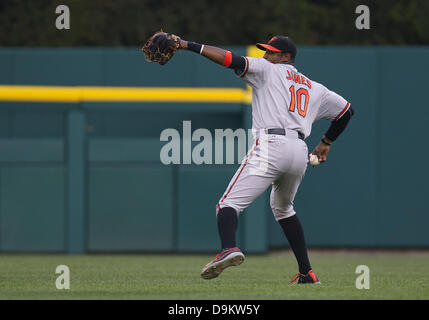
(309, 154, 320, 166)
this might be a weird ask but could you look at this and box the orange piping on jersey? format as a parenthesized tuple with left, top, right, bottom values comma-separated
(240, 57, 250, 78)
(219, 162, 247, 205)
(219, 139, 259, 206)
(334, 102, 350, 120)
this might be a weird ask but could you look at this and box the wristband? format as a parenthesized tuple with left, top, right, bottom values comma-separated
(187, 41, 203, 54)
(321, 136, 333, 146)
(222, 50, 233, 67)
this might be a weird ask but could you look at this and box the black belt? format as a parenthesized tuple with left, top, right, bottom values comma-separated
(266, 128, 304, 140)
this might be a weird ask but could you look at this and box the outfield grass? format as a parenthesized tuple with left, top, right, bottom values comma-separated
(0, 250, 428, 300)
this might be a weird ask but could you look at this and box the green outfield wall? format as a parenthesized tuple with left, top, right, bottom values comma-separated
(0, 47, 427, 253)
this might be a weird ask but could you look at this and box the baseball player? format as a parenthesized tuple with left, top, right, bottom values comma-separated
(176, 35, 354, 284)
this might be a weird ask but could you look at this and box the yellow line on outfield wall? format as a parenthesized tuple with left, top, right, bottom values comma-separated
(82, 87, 252, 103)
(0, 85, 81, 102)
(0, 85, 252, 104)
(0, 46, 262, 104)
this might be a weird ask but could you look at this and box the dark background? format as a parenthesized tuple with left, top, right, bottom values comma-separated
(0, 0, 428, 46)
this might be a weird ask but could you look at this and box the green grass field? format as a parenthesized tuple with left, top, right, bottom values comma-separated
(0, 250, 428, 300)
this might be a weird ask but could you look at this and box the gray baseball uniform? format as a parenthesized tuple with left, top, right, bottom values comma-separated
(217, 57, 351, 221)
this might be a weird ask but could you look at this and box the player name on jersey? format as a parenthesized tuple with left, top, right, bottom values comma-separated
(286, 70, 312, 89)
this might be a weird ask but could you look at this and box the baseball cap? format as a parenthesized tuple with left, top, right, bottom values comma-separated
(256, 35, 297, 59)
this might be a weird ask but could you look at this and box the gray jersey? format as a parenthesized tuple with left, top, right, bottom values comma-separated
(217, 56, 351, 219)
(238, 57, 351, 138)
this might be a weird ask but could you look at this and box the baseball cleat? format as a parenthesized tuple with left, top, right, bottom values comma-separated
(201, 247, 245, 280)
(289, 270, 321, 284)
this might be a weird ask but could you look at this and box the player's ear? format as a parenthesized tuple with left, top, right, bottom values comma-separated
(283, 52, 292, 62)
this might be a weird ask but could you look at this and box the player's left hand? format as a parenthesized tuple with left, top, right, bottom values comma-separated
(310, 142, 330, 163)
(142, 31, 181, 65)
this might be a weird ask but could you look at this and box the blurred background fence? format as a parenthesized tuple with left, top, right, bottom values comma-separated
(0, 46, 427, 253)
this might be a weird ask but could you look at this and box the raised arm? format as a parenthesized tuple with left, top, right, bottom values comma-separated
(179, 39, 246, 74)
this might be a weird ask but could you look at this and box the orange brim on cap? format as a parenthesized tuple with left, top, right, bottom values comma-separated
(256, 43, 281, 52)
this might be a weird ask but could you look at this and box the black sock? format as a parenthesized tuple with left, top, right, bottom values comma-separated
(217, 207, 238, 249)
(278, 215, 311, 274)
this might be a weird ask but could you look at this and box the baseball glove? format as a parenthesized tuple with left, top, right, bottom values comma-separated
(142, 31, 181, 65)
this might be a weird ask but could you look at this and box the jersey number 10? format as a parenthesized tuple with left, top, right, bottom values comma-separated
(288, 85, 309, 117)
